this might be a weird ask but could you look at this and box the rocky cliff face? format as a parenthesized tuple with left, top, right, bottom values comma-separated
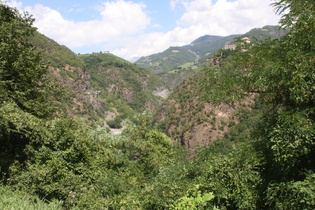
(32, 32, 166, 126)
(48, 65, 104, 119)
(154, 69, 255, 148)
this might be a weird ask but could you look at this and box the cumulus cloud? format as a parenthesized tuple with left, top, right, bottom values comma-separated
(6, 0, 22, 8)
(114, 0, 281, 60)
(170, 0, 186, 10)
(10, 0, 150, 50)
(112, 29, 190, 60)
(6, 0, 280, 61)
(177, 0, 279, 36)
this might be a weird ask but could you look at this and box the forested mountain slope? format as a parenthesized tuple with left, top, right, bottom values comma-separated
(135, 34, 238, 72)
(2, 1, 315, 209)
(30, 32, 165, 127)
(154, 50, 255, 148)
(136, 25, 288, 88)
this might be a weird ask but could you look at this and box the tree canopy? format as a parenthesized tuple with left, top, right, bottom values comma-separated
(200, 0, 315, 208)
(1, 0, 315, 209)
(0, 4, 50, 116)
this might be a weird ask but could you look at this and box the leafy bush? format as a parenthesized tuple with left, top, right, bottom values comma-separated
(193, 141, 262, 209)
(173, 185, 215, 209)
(265, 173, 315, 209)
(0, 185, 63, 210)
(2, 1, 315, 209)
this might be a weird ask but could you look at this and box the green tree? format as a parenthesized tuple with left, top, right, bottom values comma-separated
(201, 0, 315, 208)
(122, 113, 174, 175)
(257, 1, 315, 207)
(0, 3, 57, 117)
(0, 3, 62, 179)
(242, 0, 315, 180)
(208, 0, 315, 175)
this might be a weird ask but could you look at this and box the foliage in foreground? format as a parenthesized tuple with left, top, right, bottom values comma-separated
(2, 0, 315, 209)
(0, 185, 62, 210)
(1, 105, 262, 209)
(201, 0, 315, 208)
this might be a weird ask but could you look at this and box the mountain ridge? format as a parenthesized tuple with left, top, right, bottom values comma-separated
(135, 25, 288, 88)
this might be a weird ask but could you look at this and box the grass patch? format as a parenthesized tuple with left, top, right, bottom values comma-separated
(0, 185, 63, 210)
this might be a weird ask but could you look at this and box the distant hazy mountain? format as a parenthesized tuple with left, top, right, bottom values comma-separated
(135, 25, 288, 88)
(135, 35, 237, 73)
(135, 46, 198, 74)
(184, 34, 240, 57)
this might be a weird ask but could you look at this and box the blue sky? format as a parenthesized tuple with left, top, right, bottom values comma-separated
(7, 0, 280, 61)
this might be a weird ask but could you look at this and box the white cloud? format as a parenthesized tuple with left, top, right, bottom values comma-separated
(177, 0, 279, 36)
(6, 0, 280, 61)
(170, 0, 187, 10)
(111, 26, 199, 60)
(115, 0, 281, 60)
(6, 0, 22, 8)
(100, 0, 149, 34)
(13, 0, 150, 50)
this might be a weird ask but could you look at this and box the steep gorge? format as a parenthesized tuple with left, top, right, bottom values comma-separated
(154, 68, 255, 148)
(31, 32, 166, 127)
